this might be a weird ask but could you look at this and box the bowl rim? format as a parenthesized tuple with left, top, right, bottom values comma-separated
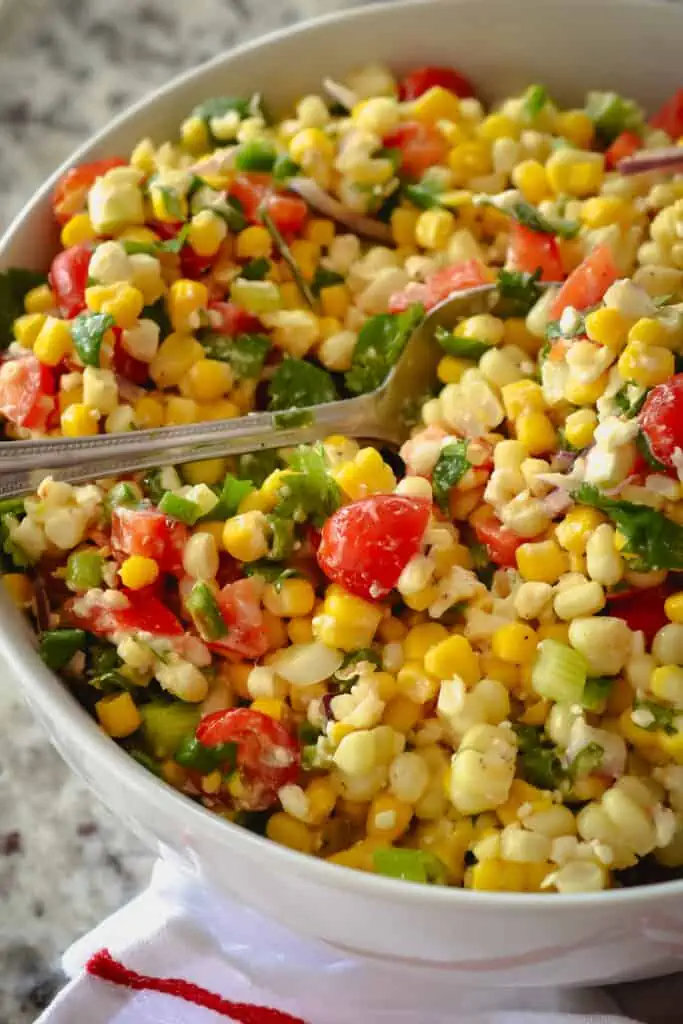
(3, 0, 683, 913)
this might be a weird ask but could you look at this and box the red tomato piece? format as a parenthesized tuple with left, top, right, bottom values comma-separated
(111, 506, 188, 574)
(639, 374, 683, 470)
(113, 590, 184, 636)
(383, 121, 449, 179)
(208, 301, 263, 336)
(549, 244, 619, 320)
(49, 243, 91, 319)
(111, 328, 149, 386)
(263, 193, 308, 236)
(179, 245, 216, 279)
(605, 131, 642, 170)
(399, 65, 476, 101)
(52, 157, 126, 225)
(607, 584, 671, 644)
(228, 174, 307, 236)
(317, 494, 431, 601)
(0, 355, 56, 429)
(506, 223, 565, 282)
(474, 511, 525, 568)
(196, 708, 301, 811)
(650, 89, 683, 139)
(212, 578, 269, 659)
(388, 258, 489, 314)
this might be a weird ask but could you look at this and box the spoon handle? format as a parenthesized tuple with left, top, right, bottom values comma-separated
(0, 392, 392, 498)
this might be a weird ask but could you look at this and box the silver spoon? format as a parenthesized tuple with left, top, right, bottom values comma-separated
(0, 281, 550, 499)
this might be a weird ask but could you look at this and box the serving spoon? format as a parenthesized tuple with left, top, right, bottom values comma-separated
(0, 281, 548, 499)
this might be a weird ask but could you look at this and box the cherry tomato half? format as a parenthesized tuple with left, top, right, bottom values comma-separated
(196, 708, 301, 811)
(0, 355, 56, 430)
(607, 583, 671, 644)
(71, 589, 183, 637)
(317, 494, 431, 601)
(111, 506, 188, 574)
(229, 174, 308, 236)
(52, 157, 126, 225)
(549, 243, 618, 320)
(639, 374, 683, 470)
(389, 258, 489, 314)
(208, 301, 263, 337)
(473, 510, 525, 568)
(212, 578, 269, 660)
(506, 223, 565, 282)
(383, 121, 449, 179)
(399, 65, 476, 101)
(605, 131, 642, 170)
(49, 243, 91, 319)
(650, 89, 683, 140)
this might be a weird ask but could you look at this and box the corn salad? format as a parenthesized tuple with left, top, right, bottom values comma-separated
(6, 64, 683, 893)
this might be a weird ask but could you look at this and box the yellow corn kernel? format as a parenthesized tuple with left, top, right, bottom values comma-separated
(367, 794, 413, 840)
(168, 278, 209, 332)
(537, 623, 571, 645)
(563, 408, 598, 449)
(317, 316, 342, 340)
(455, 313, 504, 347)
(222, 511, 269, 562)
(134, 394, 165, 429)
(313, 584, 383, 652)
(3, 573, 33, 608)
(469, 859, 526, 892)
(58, 379, 83, 413)
(478, 113, 519, 141)
(180, 115, 210, 153)
(584, 307, 630, 351)
(415, 208, 456, 250)
(263, 578, 316, 618)
(334, 447, 396, 500)
(412, 86, 461, 124)
(13, 312, 47, 349)
(33, 316, 73, 366)
(511, 160, 551, 204)
(402, 584, 439, 613)
(187, 210, 227, 258)
(517, 539, 569, 583)
(618, 341, 674, 388)
(61, 212, 97, 247)
(183, 359, 234, 402)
(448, 141, 492, 182)
(618, 708, 663, 754)
(200, 399, 241, 421)
(518, 699, 551, 726)
(118, 226, 161, 246)
(404, 622, 449, 662)
(305, 778, 337, 824)
(61, 402, 99, 437)
(545, 149, 604, 197)
(497, 779, 552, 826)
(555, 506, 604, 554)
(501, 379, 545, 420)
(119, 555, 159, 590)
(555, 110, 594, 148)
(580, 196, 632, 231)
(492, 622, 539, 665)
(516, 411, 557, 455)
(288, 240, 319, 281)
(182, 458, 228, 487)
(658, 731, 683, 765)
(266, 812, 314, 854)
(437, 355, 471, 384)
(150, 333, 205, 389)
(289, 127, 335, 164)
(85, 282, 145, 329)
(278, 282, 306, 310)
(288, 617, 314, 644)
(327, 837, 386, 872)
(165, 396, 198, 425)
(305, 218, 335, 247)
(251, 698, 286, 721)
(150, 184, 188, 223)
(318, 284, 349, 321)
(95, 691, 141, 738)
(564, 372, 609, 406)
(382, 694, 423, 733)
(665, 592, 683, 624)
(377, 616, 407, 643)
(424, 634, 480, 685)
(236, 225, 273, 260)
(391, 207, 419, 247)
(479, 653, 520, 689)
(503, 317, 542, 356)
(128, 138, 156, 173)
(628, 317, 670, 348)
(24, 284, 55, 315)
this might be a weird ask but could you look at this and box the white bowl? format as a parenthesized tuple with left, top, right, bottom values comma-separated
(5, 0, 683, 992)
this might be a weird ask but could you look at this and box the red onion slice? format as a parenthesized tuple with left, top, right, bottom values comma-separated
(288, 176, 393, 243)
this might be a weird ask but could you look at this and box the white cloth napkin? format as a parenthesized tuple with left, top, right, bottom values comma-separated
(36, 859, 655, 1024)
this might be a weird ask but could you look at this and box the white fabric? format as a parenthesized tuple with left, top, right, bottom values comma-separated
(36, 860, 648, 1024)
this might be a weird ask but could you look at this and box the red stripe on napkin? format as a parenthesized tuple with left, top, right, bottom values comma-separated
(86, 949, 309, 1024)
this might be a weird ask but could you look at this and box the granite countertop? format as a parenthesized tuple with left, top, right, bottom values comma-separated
(0, 2, 351, 1021)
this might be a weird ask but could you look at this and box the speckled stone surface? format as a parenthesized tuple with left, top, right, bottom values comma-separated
(0, 2, 355, 1021)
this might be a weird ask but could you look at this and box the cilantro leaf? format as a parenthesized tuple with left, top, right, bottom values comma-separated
(268, 358, 337, 411)
(632, 699, 677, 734)
(0, 268, 48, 348)
(311, 266, 345, 296)
(71, 312, 115, 367)
(345, 304, 424, 395)
(435, 325, 492, 361)
(432, 441, 470, 512)
(238, 450, 281, 487)
(585, 91, 644, 145)
(613, 383, 647, 418)
(273, 444, 342, 526)
(192, 96, 251, 143)
(496, 268, 543, 317)
(510, 200, 579, 240)
(574, 484, 683, 570)
(155, 186, 184, 220)
(244, 563, 302, 591)
(200, 332, 271, 379)
(404, 179, 444, 210)
(141, 299, 172, 338)
(240, 257, 271, 280)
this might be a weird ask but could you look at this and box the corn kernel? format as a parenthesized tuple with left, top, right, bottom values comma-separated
(556, 506, 604, 554)
(492, 622, 538, 665)
(665, 592, 683, 624)
(85, 282, 144, 329)
(564, 372, 609, 405)
(24, 284, 55, 315)
(33, 316, 73, 366)
(95, 691, 141, 738)
(545, 149, 604, 197)
(501, 379, 545, 419)
(415, 208, 456, 250)
(182, 458, 228, 487)
(563, 408, 598, 449)
(263, 578, 316, 618)
(251, 698, 286, 721)
(3, 573, 33, 608)
(183, 359, 234, 402)
(404, 622, 449, 662)
(288, 618, 314, 644)
(628, 317, 670, 348)
(13, 312, 47, 349)
(503, 317, 541, 355)
(165, 396, 198, 425)
(61, 402, 99, 437)
(412, 86, 461, 124)
(584, 307, 629, 351)
(511, 160, 551, 204)
(618, 341, 674, 387)
(448, 141, 492, 183)
(150, 184, 188, 223)
(516, 410, 557, 455)
(187, 210, 227, 258)
(61, 212, 97, 247)
(313, 583, 382, 651)
(382, 695, 423, 732)
(119, 555, 159, 590)
(266, 812, 314, 854)
(289, 128, 335, 165)
(180, 115, 210, 153)
(305, 218, 335, 247)
(334, 447, 396, 500)
(222, 510, 269, 563)
(437, 355, 470, 384)
(555, 110, 594, 148)
(478, 113, 519, 141)
(391, 208, 419, 247)
(367, 793, 413, 840)
(150, 333, 205, 389)
(236, 225, 273, 260)
(168, 279, 209, 332)
(581, 195, 632, 230)
(424, 634, 480, 685)
(134, 394, 165, 429)
(516, 539, 569, 583)
(320, 283, 350, 319)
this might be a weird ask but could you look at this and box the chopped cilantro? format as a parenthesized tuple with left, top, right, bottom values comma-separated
(71, 312, 115, 367)
(311, 266, 345, 296)
(585, 91, 644, 145)
(632, 699, 677, 735)
(345, 304, 424, 394)
(200, 332, 271, 380)
(404, 178, 444, 210)
(432, 441, 470, 512)
(435, 325, 492, 361)
(272, 444, 342, 526)
(574, 484, 683, 570)
(268, 358, 337, 411)
(496, 267, 543, 317)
